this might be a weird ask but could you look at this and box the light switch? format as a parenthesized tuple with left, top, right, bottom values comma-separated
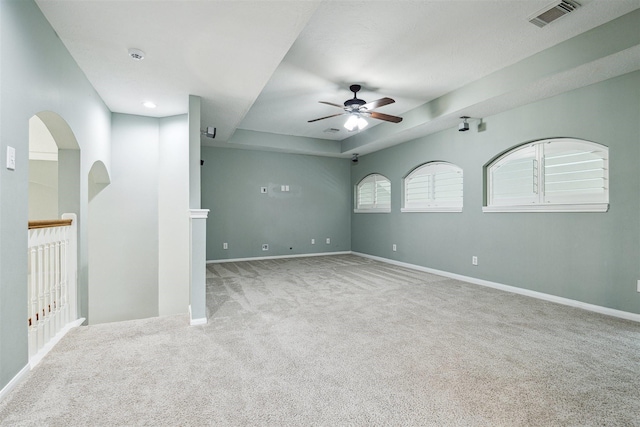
(6, 146, 16, 170)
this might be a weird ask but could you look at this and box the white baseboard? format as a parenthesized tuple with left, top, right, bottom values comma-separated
(189, 305, 207, 326)
(0, 364, 30, 403)
(29, 317, 86, 369)
(353, 252, 640, 323)
(190, 317, 207, 326)
(207, 250, 352, 264)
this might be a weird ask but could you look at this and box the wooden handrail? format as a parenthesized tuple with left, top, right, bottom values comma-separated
(28, 219, 73, 230)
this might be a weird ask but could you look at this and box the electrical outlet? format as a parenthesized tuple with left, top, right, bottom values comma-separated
(472, 256, 478, 266)
(260, 187, 267, 194)
(223, 242, 228, 250)
(311, 239, 315, 244)
(392, 244, 397, 251)
(262, 244, 269, 251)
(326, 238, 330, 244)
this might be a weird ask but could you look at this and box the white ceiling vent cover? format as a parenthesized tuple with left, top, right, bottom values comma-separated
(529, 0, 581, 28)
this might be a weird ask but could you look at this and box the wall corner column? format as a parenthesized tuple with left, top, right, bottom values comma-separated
(189, 208, 209, 326)
(188, 95, 201, 209)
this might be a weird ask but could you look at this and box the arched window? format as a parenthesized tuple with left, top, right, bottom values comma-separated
(402, 162, 463, 212)
(484, 138, 608, 212)
(355, 174, 391, 213)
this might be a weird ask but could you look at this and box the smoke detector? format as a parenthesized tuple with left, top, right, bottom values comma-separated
(128, 48, 145, 61)
(529, 0, 580, 28)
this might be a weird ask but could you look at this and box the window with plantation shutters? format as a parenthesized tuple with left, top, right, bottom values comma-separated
(355, 174, 391, 213)
(484, 138, 609, 212)
(402, 162, 463, 212)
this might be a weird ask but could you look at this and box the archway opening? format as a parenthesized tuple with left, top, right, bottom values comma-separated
(28, 116, 58, 220)
(27, 111, 83, 364)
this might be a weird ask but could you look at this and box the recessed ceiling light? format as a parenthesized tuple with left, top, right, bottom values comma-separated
(143, 101, 156, 109)
(128, 48, 145, 61)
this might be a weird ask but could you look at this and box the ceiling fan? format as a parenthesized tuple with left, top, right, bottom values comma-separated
(308, 84, 403, 131)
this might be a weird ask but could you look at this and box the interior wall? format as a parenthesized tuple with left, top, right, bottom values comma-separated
(28, 115, 58, 220)
(189, 95, 201, 210)
(202, 147, 351, 261)
(88, 114, 159, 324)
(0, 0, 112, 392)
(351, 71, 640, 315)
(28, 160, 58, 220)
(158, 114, 190, 316)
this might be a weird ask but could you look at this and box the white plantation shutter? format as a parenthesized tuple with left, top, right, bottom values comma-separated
(357, 175, 376, 209)
(375, 178, 391, 210)
(403, 162, 463, 212)
(490, 145, 538, 206)
(485, 138, 608, 212)
(355, 174, 391, 212)
(543, 140, 607, 204)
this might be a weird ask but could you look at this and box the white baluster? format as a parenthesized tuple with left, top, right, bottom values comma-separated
(37, 237, 45, 352)
(43, 237, 51, 345)
(28, 242, 38, 359)
(60, 235, 68, 325)
(52, 234, 60, 337)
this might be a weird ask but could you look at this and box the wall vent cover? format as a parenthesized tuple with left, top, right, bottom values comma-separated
(529, 0, 580, 28)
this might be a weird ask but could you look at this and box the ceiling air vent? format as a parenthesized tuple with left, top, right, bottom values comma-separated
(529, 0, 580, 28)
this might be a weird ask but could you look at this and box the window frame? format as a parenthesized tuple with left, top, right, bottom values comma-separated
(401, 161, 464, 213)
(484, 138, 609, 213)
(354, 173, 391, 213)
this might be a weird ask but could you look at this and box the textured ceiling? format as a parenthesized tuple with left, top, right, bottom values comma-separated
(35, 0, 640, 157)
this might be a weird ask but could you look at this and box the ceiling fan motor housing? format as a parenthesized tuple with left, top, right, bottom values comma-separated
(345, 98, 366, 109)
(345, 84, 366, 109)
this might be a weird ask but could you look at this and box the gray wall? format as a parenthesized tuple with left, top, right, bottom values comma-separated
(158, 114, 190, 316)
(88, 112, 192, 323)
(28, 160, 58, 220)
(1, 0, 112, 392)
(352, 71, 640, 315)
(88, 114, 159, 324)
(202, 147, 351, 260)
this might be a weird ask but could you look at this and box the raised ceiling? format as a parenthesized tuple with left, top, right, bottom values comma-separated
(35, 0, 640, 157)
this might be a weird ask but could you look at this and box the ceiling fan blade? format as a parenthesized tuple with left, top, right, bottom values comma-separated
(319, 101, 345, 109)
(361, 97, 395, 111)
(308, 112, 346, 123)
(370, 111, 403, 123)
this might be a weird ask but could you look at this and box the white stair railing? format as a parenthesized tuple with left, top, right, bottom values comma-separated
(27, 213, 78, 366)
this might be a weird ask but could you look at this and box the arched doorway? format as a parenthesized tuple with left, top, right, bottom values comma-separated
(28, 116, 58, 220)
(27, 111, 82, 365)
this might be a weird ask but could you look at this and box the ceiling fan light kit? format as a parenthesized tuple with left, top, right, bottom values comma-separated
(309, 84, 403, 130)
(344, 114, 368, 131)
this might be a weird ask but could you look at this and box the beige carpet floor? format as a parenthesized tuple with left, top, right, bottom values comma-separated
(1, 254, 639, 426)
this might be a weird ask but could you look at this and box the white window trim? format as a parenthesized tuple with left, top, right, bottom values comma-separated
(401, 207, 463, 213)
(354, 208, 391, 214)
(402, 161, 463, 213)
(482, 203, 609, 213)
(485, 138, 609, 213)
